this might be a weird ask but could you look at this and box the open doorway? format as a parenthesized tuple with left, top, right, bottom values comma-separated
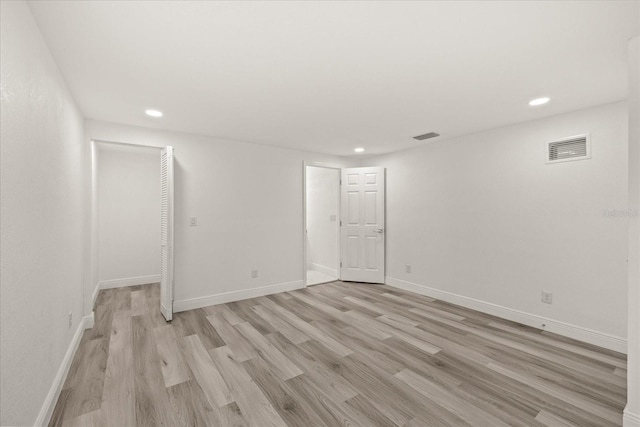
(89, 140, 174, 322)
(94, 141, 162, 290)
(304, 164, 340, 286)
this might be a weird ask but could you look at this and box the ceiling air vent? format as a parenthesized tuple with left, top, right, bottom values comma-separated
(546, 134, 590, 164)
(413, 132, 440, 141)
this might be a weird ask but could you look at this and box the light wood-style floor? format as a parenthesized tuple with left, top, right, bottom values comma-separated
(50, 281, 627, 427)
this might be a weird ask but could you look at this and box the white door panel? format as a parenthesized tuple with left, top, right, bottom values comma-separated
(340, 167, 385, 283)
(160, 146, 174, 321)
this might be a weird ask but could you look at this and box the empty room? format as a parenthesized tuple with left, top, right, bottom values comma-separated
(1, 1, 639, 426)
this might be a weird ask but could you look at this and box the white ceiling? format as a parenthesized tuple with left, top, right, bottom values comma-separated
(28, 1, 639, 156)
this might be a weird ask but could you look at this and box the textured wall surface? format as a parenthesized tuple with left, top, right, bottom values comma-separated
(0, 2, 86, 425)
(367, 101, 628, 341)
(625, 35, 639, 426)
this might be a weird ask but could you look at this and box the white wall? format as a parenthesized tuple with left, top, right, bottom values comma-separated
(367, 101, 629, 351)
(0, 2, 86, 425)
(306, 166, 340, 276)
(625, 36, 639, 427)
(96, 143, 161, 287)
(85, 120, 353, 309)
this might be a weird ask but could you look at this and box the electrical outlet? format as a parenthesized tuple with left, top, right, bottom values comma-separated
(190, 217, 197, 227)
(541, 291, 553, 304)
(405, 264, 412, 273)
(329, 214, 337, 222)
(68, 312, 73, 329)
(251, 269, 258, 279)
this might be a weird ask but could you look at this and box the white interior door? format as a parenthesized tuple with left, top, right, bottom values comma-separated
(341, 167, 385, 283)
(160, 146, 174, 321)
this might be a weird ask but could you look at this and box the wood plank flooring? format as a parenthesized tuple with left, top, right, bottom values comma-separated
(50, 282, 627, 426)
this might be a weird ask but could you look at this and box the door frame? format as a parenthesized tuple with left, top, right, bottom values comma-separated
(303, 162, 342, 287)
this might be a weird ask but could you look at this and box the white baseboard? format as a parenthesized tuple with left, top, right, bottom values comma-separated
(173, 280, 305, 313)
(624, 408, 640, 427)
(98, 274, 161, 290)
(34, 315, 90, 426)
(385, 276, 627, 354)
(91, 282, 100, 309)
(83, 312, 95, 330)
(309, 263, 338, 278)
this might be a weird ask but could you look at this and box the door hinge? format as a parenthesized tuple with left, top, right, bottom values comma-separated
(340, 220, 342, 226)
(340, 261, 342, 267)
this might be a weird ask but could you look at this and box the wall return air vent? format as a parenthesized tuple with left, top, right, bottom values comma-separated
(546, 134, 591, 164)
(413, 132, 440, 141)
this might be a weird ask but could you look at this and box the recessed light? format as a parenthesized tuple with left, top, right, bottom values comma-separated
(354, 148, 365, 153)
(528, 97, 550, 106)
(145, 109, 163, 117)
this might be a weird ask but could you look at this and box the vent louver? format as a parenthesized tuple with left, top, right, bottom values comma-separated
(413, 132, 440, 141)
(546, 134, 590, 164)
